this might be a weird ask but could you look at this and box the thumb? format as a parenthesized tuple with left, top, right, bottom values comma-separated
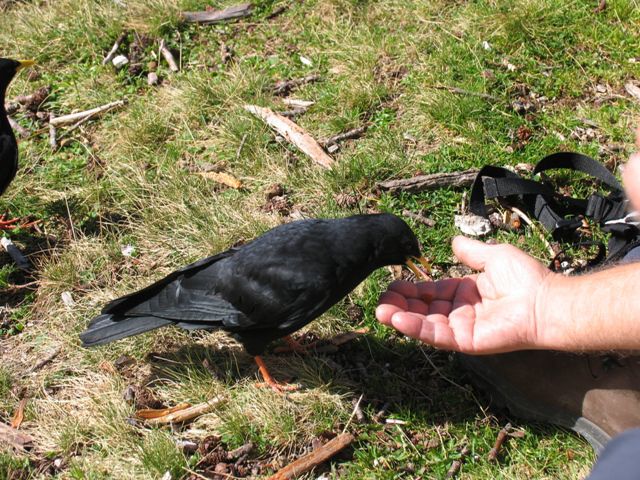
(452, 235, 496, 271)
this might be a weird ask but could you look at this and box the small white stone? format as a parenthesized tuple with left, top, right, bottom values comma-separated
(482, 41, 491, 51)
(299, 55, 313, 67)
(61, 291, 75, 307)
(112, 55, 129, 69)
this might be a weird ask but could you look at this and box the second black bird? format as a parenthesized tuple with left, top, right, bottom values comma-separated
(80, 213, 428, 390)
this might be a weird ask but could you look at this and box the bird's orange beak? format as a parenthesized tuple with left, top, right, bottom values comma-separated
(406, 256, 431, 281)
(17, 60, 35, 71)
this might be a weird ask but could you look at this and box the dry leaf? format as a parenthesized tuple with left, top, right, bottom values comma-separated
(330, 328, 369, 346)
(197, 171, 242, 189)
(11, 398, 27, 429)
(136, 402, 192, 419)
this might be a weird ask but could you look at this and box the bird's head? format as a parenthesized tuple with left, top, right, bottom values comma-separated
(0, 58, 34, 96)
(368, 213, 431, 275)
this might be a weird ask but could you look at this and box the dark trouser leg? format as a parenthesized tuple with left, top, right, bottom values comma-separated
(587, 429, 640, 480)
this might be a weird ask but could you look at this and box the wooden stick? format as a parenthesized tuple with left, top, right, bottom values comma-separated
(159, 39, 179, 72)
(402, 209, 435, 227)
(435, 85, 500, 102)
(0, 422, 33, 450)
(488, 423, 511, 462)
(28, 346, 62, 373)
(267, 432, 355, 480)
(103, 31, 128, 65)
(244, 105, 334, 169)
(321, 126, 367, 148)
(8, 116, 29, 139)
(273, 74, 321, 96)
(144, 396, 225, 425)
(48, 112, 57, 149)
(445, 444, 470, 478)
(0, 237, 31, 272)
(181, 2, 253, 24)
(49, 100, 126, 127)
(377, 169, 479, 194)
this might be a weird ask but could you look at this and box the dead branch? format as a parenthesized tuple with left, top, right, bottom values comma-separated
(48, 113, 57, 149)
(377, 169, 479, 194)
(159, 39, 179, 72)
(402, 209, 436, 227)
(273, 74, 321, 96)
(8, 116, 29, 139)
(0, 237, 31, 272)
(103, 31, 128, 65)
(0, 422, 33, 450)
(245, 105, 334, 169)
(268, 432, 355, 480)
(321, 126, 367, 148)
(435, 85, 500, 102)
(445, 444, 470, 478)
(278, 107, 307, 118)
(181, 2, 253, 24)
(28, 347, 62, 373)
(144, 396, 225, 425)
(488, 423, 511, 462)
(49, 100, 125, 127)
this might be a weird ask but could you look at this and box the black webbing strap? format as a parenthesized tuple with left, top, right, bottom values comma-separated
(470, 152, 640, 265)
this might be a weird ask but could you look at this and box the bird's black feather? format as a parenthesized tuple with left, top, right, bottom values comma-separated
(80, 214, 421, 355)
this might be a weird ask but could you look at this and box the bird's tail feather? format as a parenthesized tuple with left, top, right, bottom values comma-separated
(80, 314, 173, 347)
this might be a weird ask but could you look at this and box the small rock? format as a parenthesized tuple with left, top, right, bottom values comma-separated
(61, 291, 75, 307)
(454, 213, 493, 236)
(299, 55, 313, 67)
(481, 41, 491, 51)
(176, 440, 199, 454)
(112, 55, 129, 70)
(265, 183, 285, 200)
(595, 84, 607, 93)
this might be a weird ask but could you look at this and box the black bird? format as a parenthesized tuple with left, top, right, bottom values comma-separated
(80, 213, 429, 391)
(0, 58, 34, 229)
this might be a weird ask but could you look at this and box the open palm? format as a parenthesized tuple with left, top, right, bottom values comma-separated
(377, 236, 553, 354)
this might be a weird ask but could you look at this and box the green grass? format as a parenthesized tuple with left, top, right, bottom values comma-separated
(0, 0, 638, 478)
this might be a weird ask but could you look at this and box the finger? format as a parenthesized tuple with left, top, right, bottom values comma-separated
(388, 280, 419, 298)
(376, 291, 409, 326)
(390, 312, 460, 350)
(623, 151, 640, 212)
(452, 236, 499, 271)
(421, 278, 461, 302)
(406, 298, 429, 315)
(429, 300, 452, 316)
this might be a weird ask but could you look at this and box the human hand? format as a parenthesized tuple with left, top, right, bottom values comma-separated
(376, 236, 556, 354)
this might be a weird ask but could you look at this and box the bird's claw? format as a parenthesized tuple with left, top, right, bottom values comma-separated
(0, 214, 39, 231)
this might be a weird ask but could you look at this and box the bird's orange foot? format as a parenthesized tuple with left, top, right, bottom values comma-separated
(0, 214, 39, 231)
(254, 355, 300, 393)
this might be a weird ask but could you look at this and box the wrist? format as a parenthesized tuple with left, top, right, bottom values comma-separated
(533, 271, 575, 350)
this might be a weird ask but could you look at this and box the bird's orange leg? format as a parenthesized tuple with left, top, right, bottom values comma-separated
(254, 355, 299, 393)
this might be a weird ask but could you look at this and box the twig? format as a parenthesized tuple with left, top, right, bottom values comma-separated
(235, 133, 248, 161)
(435, 85, 500, 102)
(342, 393, 364, 433)
(282, 99, 314, 109)
(0, 422, 33, 450)
(266, 5, 288, 19)
(278, 108, 307, 118)
(488, 423, 511, 462)
(510, 206, 555, 257)
(28, 347, 62, 373)
(159, 39, 179, 72)
(445, 444, 470, 478)
(103, 31, 128, 65)
(377, 169, 479, 194)
(144, 396, 225, 425)
(181, 2, 253, 24)
(273, 74, 321, 96)
(48, 112, 57, 149)
(244, 105, 334, 169)
(0, 237, 31, 272)
(49, 100, 126, 127)
(402, 209, 435, 227)
(267, 432, 355, 480)
(321, 126, 367, 148)
(7, 116, 29, 139)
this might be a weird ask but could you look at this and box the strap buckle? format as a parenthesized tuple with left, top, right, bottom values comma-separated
(604, 211, 640, 227)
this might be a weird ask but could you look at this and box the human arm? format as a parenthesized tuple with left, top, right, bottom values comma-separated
(377, 235, 640, 354)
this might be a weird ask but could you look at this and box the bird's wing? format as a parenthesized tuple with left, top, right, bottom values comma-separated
(102, 248, 239, 315)
(0, 134, 18, 195)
